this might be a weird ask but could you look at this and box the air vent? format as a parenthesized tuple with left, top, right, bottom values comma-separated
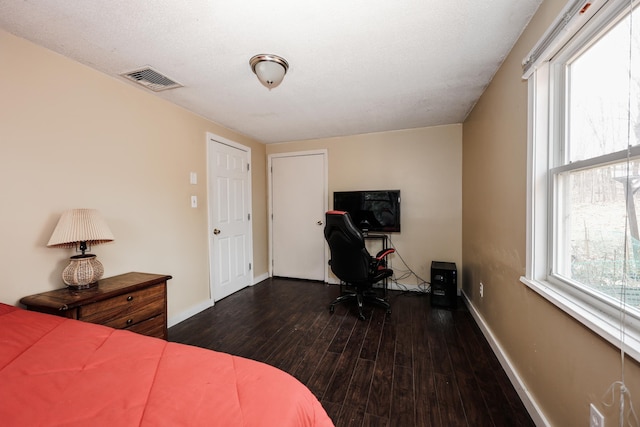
(120, 67, 182, 92)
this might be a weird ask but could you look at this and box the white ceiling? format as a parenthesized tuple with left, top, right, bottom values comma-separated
(0, 0, 542, 144)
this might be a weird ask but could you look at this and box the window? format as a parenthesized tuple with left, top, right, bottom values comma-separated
(523, 0, 640, 361)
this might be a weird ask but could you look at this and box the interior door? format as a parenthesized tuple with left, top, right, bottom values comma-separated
(208, 134, 253, 301)
(270, 151, 327, 281)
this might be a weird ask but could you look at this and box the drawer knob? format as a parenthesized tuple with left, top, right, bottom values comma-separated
(127, 296, 134, 301)
(126, 319, 133, 325)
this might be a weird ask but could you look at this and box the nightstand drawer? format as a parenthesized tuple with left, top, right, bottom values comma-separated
(79, 284, 164, 327)
(126, 314, 166, 339)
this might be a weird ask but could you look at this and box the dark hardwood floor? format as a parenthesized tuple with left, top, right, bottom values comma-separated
(168, 278, 535, 427)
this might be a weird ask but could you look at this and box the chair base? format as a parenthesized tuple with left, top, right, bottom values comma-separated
(329, 289, 391, 321)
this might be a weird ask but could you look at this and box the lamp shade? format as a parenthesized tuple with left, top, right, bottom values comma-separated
(47, 209, 114, 248)
(250, 54, 289, 89)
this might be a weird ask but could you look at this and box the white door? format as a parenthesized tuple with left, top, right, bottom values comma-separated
(208, 134, 253, 301)
(270, 151, 327, 281)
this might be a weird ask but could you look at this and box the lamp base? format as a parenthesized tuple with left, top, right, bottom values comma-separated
(62, 254, 104, 290)
(67, 281, 99, 291)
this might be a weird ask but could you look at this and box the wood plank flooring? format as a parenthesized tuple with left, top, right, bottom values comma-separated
(168, 277, 535, 427)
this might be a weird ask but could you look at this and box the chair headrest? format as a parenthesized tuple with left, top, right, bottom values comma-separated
(325, 210, 363, 242)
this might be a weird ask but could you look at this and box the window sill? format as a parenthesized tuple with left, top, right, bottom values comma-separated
(520, 276, 640, 363)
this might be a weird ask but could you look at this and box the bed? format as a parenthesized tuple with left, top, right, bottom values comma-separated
(0, 303, 334, 426)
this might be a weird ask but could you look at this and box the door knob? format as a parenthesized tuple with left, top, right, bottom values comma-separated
(317, 221, 323, 225)
(213, 228, 221, 235)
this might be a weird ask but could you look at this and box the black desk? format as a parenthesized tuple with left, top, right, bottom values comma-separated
(364, 233, 390, 296)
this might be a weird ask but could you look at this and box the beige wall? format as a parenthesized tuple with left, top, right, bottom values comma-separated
(267, 125, 462, 287)
(462, 0, 640, 425)
(0, 30, 269, 322)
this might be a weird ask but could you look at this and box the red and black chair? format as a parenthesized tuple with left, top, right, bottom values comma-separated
(324, 210, 395, 320)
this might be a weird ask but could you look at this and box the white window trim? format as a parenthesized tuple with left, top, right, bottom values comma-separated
(522, 0, 640, 363)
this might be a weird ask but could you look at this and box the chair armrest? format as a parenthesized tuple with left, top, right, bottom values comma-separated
(375, 248, 395, 261)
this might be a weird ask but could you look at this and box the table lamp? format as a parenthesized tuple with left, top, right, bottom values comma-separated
(47, 208, 114, 289)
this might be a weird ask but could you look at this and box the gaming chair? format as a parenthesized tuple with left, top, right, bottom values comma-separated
(324, 210, 395, 320)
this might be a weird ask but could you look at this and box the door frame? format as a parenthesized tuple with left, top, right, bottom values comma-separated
(267, 149, 329, 282)
(206, 131, 254, 302)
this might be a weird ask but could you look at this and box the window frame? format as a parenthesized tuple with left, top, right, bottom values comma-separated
(523, 0, 640, 362)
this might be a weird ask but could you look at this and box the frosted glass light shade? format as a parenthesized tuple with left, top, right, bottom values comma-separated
(250, 54, 289, 89)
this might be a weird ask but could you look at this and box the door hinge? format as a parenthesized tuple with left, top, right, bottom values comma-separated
(248, 213, 251, 220)
(249, 262, 252, 271)
(247, 163, 250, 172)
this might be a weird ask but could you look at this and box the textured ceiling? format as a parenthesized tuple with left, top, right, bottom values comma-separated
(0, 0, 542, 143)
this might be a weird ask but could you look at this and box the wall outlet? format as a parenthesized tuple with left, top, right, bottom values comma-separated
(480, 282, 484, 298)
(590, 403, 604, 427)
(190, 195, 198, 208)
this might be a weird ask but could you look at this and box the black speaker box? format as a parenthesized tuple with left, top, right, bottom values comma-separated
(430, 261, 457, 309)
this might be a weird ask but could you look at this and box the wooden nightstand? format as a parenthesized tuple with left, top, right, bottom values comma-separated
(20, 272, 172, 339)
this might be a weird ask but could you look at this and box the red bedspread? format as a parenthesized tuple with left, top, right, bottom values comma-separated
(0, 303, 333, 426)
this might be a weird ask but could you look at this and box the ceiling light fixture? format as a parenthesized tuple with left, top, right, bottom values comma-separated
(249, 54, 289, 90)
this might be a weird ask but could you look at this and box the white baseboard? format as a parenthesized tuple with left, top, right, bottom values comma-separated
(168, 299, 213, 328)
(461, 290, 549, 427)
(253, 272, 269, 284)
(385, 282, 424, 292)
(327, 278, 428, 293)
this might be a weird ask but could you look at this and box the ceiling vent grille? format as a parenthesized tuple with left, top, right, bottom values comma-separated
(120, 67, 182, 92)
